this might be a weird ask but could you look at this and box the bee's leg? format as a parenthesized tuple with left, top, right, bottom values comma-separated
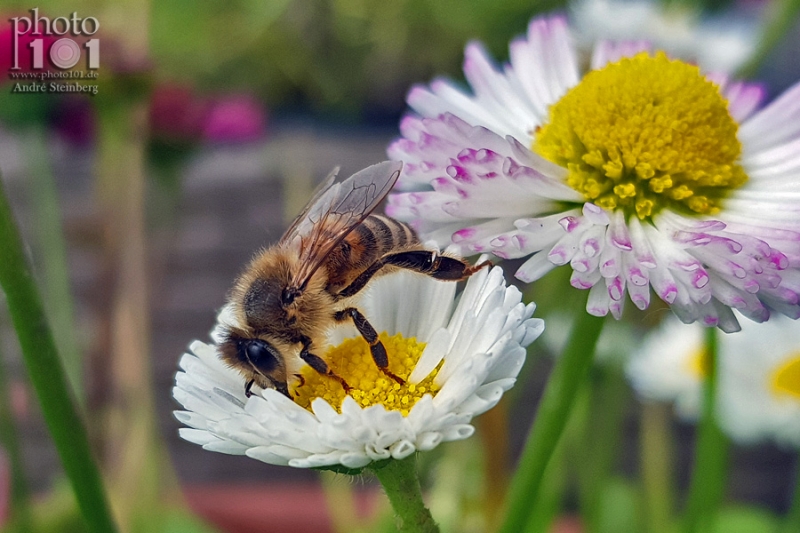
(336, 251, 490, 300)
(298, 339, 352, 392)
(268, 379, 291, 399)
(383, 250, 491, 280)
(245, 378, 291, 399)
(335, 308, 405, 385)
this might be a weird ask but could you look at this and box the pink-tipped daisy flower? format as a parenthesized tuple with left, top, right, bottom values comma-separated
(387, 15, 800, 332)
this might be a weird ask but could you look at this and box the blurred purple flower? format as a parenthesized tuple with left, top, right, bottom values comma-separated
(49, 95, 95, 146)
(201, 94, 268, 143)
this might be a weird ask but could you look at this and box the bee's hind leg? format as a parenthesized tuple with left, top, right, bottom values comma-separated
(335, 308, 405, 385)
(335, 251, 490, 303)
(299, 338, 352, 392)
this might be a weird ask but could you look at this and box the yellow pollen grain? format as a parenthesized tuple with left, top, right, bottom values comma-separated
(771, 352, 800, 400)
(533, 52, 747, 220)
(291, 332, 440, 416)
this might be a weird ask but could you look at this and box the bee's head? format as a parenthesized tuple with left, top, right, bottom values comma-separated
(219, 331, 290, 397)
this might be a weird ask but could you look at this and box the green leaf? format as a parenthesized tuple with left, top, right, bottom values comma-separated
(596, 477, 643, 533)
(712, 506, 779, 533)
(0, 175, 117, 533)
(159, 509, 220, 533)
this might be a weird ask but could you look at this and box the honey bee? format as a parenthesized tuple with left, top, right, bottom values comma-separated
(218, 161, 490, 398)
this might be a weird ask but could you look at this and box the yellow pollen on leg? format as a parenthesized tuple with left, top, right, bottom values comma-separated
(771, 353, 800, 400)
(291, 332, 439, 416)
(533, 52, 747, 220)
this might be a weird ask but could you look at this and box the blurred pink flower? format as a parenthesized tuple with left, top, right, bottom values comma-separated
(0, 13, 57, 79)
(149, 84, 209, 143)
(201, 94, 267, 143)
(149, 86, 268, 145)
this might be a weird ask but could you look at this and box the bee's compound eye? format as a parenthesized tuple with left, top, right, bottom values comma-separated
(244, 339, 279, 373)
(281, 288, 296, 306)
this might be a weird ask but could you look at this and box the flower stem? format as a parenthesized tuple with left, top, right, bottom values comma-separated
(371, 455, 439, 533)
(522, 427, 568, 533)
(499, 311, 606, 533)
(580, 363, 629, 533)
(641, 402, 675, 533)
(781, 457, 800, 533)
(24, 126, 84, 408)
(682, 327, 729, 533)
(0, 321, 33, 532)
(738, 0, 800, 79)
(0, 176, 118, 533)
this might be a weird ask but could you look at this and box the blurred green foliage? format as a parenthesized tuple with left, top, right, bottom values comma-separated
(150, 0, 566, 118)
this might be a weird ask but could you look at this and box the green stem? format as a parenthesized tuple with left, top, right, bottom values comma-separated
(0, 318, 33, 532)
(371, 455, 438, 533)
(522, 428, 568, 533)
(524, 369, 592, 533)
(682, 327, 729, 533)
(781, 457, 800, 533)
(25, 126, 84, 408)
(738, 0, 800, 79)
(581, 364, 629, 533)
(0, 177, 118, 533)
(499, 311, 606, 533)
(641, 402, 675, 533)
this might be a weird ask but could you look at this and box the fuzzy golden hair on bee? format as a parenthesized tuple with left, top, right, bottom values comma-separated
(215, 160, 490, 399)
(232, 247, 333, 335)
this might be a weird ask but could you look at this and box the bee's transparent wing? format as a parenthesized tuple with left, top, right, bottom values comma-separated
(281, 166, 340, 241)
(280, 160, 403, 290)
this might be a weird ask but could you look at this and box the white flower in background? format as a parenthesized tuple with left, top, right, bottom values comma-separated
(571, 0, 759, 73)
(718, 316, 800, 448)
(628, 315, 800, 447)
(626, 317, 707, 420)
(173, 266, 543, 469)
(387, 15, 800, 332)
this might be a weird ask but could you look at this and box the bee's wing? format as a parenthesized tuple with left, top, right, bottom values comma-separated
(280, 160, 403, 290)
(281, 166, 340, 241)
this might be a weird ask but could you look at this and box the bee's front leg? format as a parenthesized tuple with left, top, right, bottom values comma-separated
(298, 336, 352, 392)
(335, 308, 405, 385)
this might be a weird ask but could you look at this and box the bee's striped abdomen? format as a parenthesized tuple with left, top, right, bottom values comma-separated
(324, 215, 419, 294)
(361, 215, 418, 257)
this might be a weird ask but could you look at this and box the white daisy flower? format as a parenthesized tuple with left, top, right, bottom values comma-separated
(173, 266, 543, 469)
(628, 315, 800, 447)
(571, 0, 759, 74)
(387, 15, 800, 332)
(718, 316, 800, 448)
(625, 317, 707, 420)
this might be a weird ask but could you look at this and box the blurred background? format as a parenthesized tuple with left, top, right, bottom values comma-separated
(0, 0, 799, 532)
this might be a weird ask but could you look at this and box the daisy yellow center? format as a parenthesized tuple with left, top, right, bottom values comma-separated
(533, 52, 747, 220)
(292, 332, 439, 416)
(771, 353, 800, 400)
(686, 347, 710, 379)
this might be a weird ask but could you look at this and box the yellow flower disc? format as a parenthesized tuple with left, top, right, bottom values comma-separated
(686, 347, 710, 379)
(534, 52, 747, 220)
(292, 332, 440, 416)
(771, 353, 800, 400)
